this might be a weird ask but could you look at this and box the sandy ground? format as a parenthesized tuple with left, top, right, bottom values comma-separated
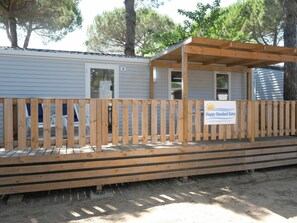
(1, 166, 297, 223)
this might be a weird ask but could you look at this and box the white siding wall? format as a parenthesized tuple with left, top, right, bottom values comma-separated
(0, 54, 149, 140)
(155, 68, 247, 100)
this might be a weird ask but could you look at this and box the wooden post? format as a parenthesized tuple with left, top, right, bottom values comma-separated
(4, 98, 13, 150)
(182, 47, 188, 146)
(149, 63, 154, 99)
(246, 69, 252, 100)
(249, 100, 255, 142)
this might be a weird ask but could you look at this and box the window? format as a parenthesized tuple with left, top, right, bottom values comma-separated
(90, 68, 114, 98)
(85, 64, 119, 98)
(215, 73, 230, 100)
(170, 71, 182, 99)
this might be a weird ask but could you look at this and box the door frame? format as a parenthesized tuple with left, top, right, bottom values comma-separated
(85, 63, 119, 98)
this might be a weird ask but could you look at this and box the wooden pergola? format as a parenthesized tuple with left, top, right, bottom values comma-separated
(150, 36, 297, 146)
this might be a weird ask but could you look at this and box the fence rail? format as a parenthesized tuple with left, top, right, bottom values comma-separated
(1, 98, 296, 150)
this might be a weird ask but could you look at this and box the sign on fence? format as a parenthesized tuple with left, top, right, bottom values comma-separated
(204, 101, 236, 125)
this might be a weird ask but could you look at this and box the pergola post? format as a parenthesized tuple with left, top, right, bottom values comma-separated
(149, 62, 154, 99)
(246, 68, 252, 100)
(182, 47, 188, 146)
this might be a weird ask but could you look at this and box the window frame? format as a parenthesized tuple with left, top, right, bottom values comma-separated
(85, 63, 119, 98)
(214, 72, 231, 100)
(168, 68, 182, 99)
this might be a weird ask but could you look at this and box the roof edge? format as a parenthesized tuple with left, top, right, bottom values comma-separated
(0, 47, 149, 64)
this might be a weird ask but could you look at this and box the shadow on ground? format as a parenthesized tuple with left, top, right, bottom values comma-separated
(1, 165, 297, 223)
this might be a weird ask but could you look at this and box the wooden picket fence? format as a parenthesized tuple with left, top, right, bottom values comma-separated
(1, 98, 296, 150)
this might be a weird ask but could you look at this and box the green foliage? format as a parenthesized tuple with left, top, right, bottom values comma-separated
(241, 0, 284, 45)
(178, 0, 224, 38)
(152, 24, 191, 50)
(0, 0, 82, 48)
(86, 7, 176, 56)
(167, 0, 284, 46)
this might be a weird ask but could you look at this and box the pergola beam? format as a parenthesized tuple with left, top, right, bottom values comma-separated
(151, 60, 250, 72)
(226, 59, 258, 67)
(202, 57, 230, 66)
(184, 45, 297, 63)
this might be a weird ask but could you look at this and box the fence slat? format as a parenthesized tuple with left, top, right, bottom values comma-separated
(273, 101, 278, 136)
(142, 100, 148, 144)
(219, 125, 224, 140)
(188, 101, 193, 141)
(203, 125, 209, 141)
(226, 125, 231, 139)
(4, 98, 13, 150)
(151, 100, 157, 143)
(169, 100, 175, 142)
(255, 101, 259, 138)
(30, 99, 39, 149)
(112, 99, 119, 145)
(96, 99, 102, 151)
(55, 99, 63, 148)
(43, 99, 51, 149)
(79, 99, 86, 147)
(195, 101, 201, 141)
(291, 101, 296, 135)
(17, 99, 27, 149)
(285, 101, 290, 136)
(267, 101, 272, 136)
(160, 100, 166, 143)
(101, 100, 108, 145)
(67, 99, 75, 148)
(240, 101, 245, 139)
(90, 99, 97, 146)
(132, 100, 139, 144)
(232, 101, 239, 139)
(178, 100, 183, 142)
(279, 101, 284, 136)
(249, 101, 255, 142)
(122, 100, 129, 145)
(260, 101, 265, 137)
(211, 125, 216, 140)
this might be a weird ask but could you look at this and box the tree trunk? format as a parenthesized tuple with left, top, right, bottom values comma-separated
(23, 21, 33, 49)
(8, 15, 18, 48)
(124, 0, 136, 56)
(284, 0, 297, 100)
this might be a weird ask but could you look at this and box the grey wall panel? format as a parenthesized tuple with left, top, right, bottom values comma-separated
(154, 68, 169, 99)
(188, 70, 215, 100)
(155, 68, 246, 100)
(231, 73, 246, 100)
(119, 64, 150, 99)
(254, 67, 283, 100)
(0, 54, 149, 141)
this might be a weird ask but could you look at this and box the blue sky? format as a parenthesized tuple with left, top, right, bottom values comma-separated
(0, 0, 238, 51)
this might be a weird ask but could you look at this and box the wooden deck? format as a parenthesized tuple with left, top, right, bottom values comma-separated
(1, 136, 297, 195)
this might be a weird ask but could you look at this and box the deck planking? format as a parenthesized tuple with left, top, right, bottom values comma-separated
(1, 136, 297, 195)
(1, 136, 297, 158)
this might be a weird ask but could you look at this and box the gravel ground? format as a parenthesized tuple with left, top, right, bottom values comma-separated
(1, 166, 297, 223)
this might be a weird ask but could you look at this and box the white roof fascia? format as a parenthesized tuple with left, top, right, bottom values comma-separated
(0, 49, 149, 65)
